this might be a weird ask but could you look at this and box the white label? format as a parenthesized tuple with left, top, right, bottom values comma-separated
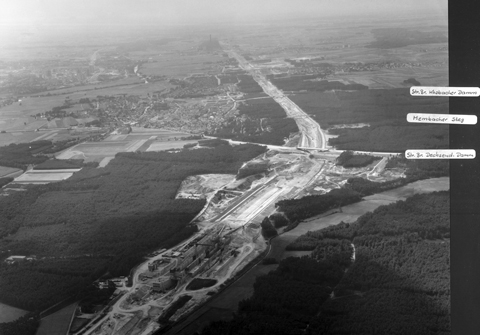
(410, 86, 480, 97)
(405, 149, 476, 159)
(407, 113, 477, 125)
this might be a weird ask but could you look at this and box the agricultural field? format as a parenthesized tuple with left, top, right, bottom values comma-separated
(13, 168, 82, 184)
(140, 54, 226, 78)
(0, 102, 103, 146)
(334, 65, 448, 89)
(56, 141, 136, 161)
(237, 16, 447, 91)
(0, 96, 70, 118)
(145, 140, 199, 152)
(56, 127, 193, 163)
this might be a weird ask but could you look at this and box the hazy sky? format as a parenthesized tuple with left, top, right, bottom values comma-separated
(1, 0, 447, 27)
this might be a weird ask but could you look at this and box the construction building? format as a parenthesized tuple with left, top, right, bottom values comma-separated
(152, 277, 175, 292)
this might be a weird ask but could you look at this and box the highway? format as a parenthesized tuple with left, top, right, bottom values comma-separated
(227, 50, 327, 150)
(74, 50, 404, 335)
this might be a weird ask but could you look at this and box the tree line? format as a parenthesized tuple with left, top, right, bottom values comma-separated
(0, 143, 267, 313)
(202, 191, 450, 334)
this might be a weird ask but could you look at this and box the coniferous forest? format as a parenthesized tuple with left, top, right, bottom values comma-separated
(202, 191, 450, 334)
(0, 143, 267, 312)
(212, 97, 299, 145)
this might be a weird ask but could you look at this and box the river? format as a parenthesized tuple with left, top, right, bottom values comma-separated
(272, 177, 450, 260)
(165, 177, 449, 334)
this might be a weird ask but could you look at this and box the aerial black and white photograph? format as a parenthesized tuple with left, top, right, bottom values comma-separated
(0, 0, 471, 334)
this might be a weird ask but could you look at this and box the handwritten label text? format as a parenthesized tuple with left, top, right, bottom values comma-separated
(406, 113, 477, 125)
(410, 86, 480, 97)
(405, 150, 476, 159)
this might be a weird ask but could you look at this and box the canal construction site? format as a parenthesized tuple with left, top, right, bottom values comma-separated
(81, 148, 407, 335)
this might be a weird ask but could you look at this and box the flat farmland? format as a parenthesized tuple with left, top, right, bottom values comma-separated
(57, 128, 196, 162)
(33, 78, 173, 100)
(140, 53, 225, 77)
(0, 96, 68, 118)
(0, 119, 99, 145)
(0, 78, 172, 132)
(336, 66, 448, 89)
(0, 116, 48, 132)
(145, 140, 199, 152)
(13, 169, 81, 184)
(0, 130, 45, 146)
(56, 141, 133, 161)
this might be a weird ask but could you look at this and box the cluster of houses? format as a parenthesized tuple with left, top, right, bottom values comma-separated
(3, 255, 36, 265)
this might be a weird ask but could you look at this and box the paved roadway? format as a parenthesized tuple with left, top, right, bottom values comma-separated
(227, 50, 327, 150)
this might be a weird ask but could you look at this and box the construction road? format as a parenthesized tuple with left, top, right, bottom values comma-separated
(227, 50, 327, 150)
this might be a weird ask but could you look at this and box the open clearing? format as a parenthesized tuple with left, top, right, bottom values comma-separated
(56, 128, 193, 163)
(336, 66, 448, 89)
(146, 140, 198, 152)
(13, 169, 82, 184)
(36, 302, 78, 335)
(0, 96, 68, 119)
(0, 301, 29, 323)
(176, 174, 235, 199)
(0, 166, 23, 178)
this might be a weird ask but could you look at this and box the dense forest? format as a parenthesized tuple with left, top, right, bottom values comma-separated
(0, 140, 88, 171)
(236, 75, 264, 93)
(270, 77, 368, 92)
(31, 158, 85, 170)
(0, 143, 267, 312)
(335, 150, 380, 168)
(276, 188, 363, 223)
(0, 177, 14, 188)
(0, 314, 39, 335)
(213, 97, 298, 145)
(202, 191, 450, 334)
(260, 217, 278, 239)
(328, 123, 448, 152)
(300, 192, 450, 334)
(388, 153, 449, 181)
(0, 141, 50, 170)
(201, 256, 348, 335)
(290, 88, 449, 152)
